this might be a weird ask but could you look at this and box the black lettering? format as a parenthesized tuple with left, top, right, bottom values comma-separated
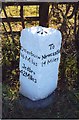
(27, 67, 32, 73)
(52, 50, 60, 56)
(38, 56, 40, 59)
(31, 77, 34, 81)
(27, 50, 30, 55)
(33, 72, 35, 75)
(53, 58, 59, 62)
(35, 63, 37, 66)
(25, 56, 27, 60)
(21, 52, 24, 59)
(54, 58, 56, 61)
(27, 67, 35, 75)
(56, 57, 59, 61)
(54, 50, 60, 56)
(42, 55, 47, 60)
(47, 59, 52, 64)
(34, 79, 37, 83)
(22, 63, 26, 70)
(27, 73, 37, 83)
(47, 53, 52, 57)
(20, 69, 37, 83)
(21, 46, 40, 60)
(23, 71, 26, 77)
(20, 70, 23, 74)
(28, 74, 32, 80)
(21, 46, 24, 51)
(20, 70, 27, 77)
(32, 59, 37, 66)
(25, 71, 28, 76)
(27, 57, 30, 62)
(52, 52, 55, 56)
(42, 61, 46, 67)
(49, 43, 55, 50)
(42, 49, 60, 60)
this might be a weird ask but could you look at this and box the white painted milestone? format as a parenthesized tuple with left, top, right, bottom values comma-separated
(19, 26, 62, 101)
